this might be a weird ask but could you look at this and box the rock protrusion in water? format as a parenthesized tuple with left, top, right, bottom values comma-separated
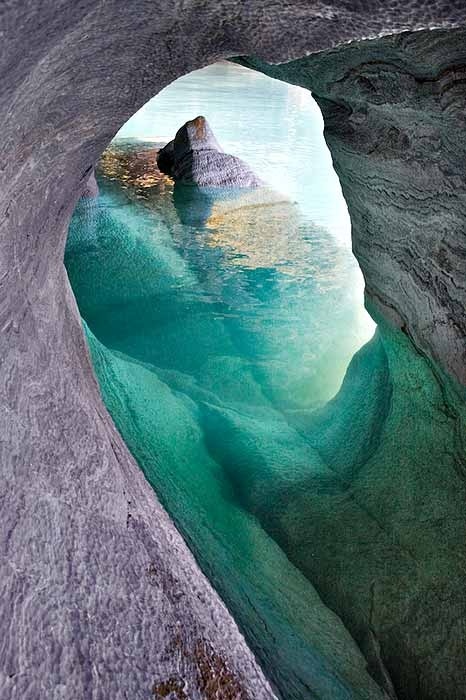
(157, 116, 262, 187)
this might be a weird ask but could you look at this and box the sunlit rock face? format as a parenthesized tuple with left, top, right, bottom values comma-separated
(240, 27, 466, 387)
(157, 115, 262, 186)
(2, 2, 466, 699)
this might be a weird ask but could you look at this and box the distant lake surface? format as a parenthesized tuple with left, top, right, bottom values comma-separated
(117, 61, 352, 241)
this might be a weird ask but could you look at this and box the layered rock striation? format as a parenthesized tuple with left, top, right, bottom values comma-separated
(2, 2, 466, 699)
(239, 27, 466, 387)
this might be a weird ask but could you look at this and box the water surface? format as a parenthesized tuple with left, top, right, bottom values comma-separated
(66, 62, 382, 698)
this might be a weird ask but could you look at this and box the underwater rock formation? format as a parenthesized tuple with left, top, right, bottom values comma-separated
(68, 155, 466, 700)
(66, 169, 388, 698)
(212, 315, 466, 700)
(157, 116, 262, 186)
(2, 2, 466, 699)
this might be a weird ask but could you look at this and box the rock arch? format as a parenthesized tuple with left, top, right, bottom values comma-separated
(1, 3, 466, 699)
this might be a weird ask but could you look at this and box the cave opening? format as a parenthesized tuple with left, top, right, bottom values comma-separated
(63, 40, 466, 700)
(64, 60, 383, 698)
(5, 0, 466, 696)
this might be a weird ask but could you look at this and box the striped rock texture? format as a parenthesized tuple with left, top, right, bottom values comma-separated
(1, 2, 466, 699)
(241, 27, 466, 387)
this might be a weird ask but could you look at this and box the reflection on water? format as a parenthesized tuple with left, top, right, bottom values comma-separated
(65, 63, 386, 698)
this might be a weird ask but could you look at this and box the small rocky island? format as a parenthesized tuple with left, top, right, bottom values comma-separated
(157, 115, 262, 187)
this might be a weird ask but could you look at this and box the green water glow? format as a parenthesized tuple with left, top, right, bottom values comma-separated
(65, 63, 466, 699)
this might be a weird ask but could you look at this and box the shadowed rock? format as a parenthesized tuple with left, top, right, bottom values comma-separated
(81, 167, 99, 198)
(157, 116, 262, 187)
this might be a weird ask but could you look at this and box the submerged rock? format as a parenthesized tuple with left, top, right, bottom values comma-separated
(157, 116, 262, 187)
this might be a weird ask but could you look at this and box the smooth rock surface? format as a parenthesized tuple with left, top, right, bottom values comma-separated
(157, 115, 262, 186)
(1, 2, 466, 699)
(221, 313, 466, 700)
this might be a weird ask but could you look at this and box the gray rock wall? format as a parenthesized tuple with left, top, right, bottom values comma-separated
(240, 27, 466, 386)
(1, 2, 466, 699)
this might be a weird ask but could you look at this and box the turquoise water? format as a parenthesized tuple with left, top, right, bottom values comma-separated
(88, 61, 374, 409)
(65, 63, 386, 698)
(117, 62, 351, 241)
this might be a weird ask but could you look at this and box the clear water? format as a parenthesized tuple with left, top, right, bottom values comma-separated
(100, 61, 373, 408)
(117, 62, 351, 241)
(65, 63, 382, 698)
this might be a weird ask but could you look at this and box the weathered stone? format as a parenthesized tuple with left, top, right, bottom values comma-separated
(2, 2, 466, 699)
(239, 27, 466, 386)
(157, 116, 262, 187)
